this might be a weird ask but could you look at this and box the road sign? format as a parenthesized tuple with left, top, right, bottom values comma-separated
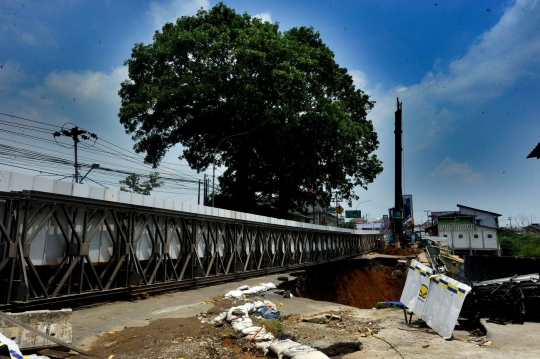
(345, 210, 362, 218)
(325, 207, 336, 212)
(335, 205, 344, 214)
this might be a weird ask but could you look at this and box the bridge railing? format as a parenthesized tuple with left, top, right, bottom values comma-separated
(0, 190, 377, 308)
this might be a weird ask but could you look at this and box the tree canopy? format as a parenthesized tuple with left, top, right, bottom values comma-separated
(119, 172, 164, 196)
(119, 3, 383, 218)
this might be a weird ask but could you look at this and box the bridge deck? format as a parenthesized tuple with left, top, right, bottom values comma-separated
(0, 171, 377, 309)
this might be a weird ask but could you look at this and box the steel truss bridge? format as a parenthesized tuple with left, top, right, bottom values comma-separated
(0, 190, 377, 310)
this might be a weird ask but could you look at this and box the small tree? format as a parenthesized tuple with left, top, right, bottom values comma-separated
(119, 172, 164, 195)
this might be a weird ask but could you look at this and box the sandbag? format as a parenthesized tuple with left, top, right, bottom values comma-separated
(269, 339, 300, 356)
(231, 318, 253, 331)
(255, 341, 272, 355)
(242, 302, 256, 313)
(227, 306, 249, 321)
(245, 332, 275, 342)
(294, 351, 330, 359)
(241, 326, 267, 336)
(224, 290, 244, 299)
(282, 344, 316, 357)
(253, 300, 265, 309)
(213, 311, 227, 323)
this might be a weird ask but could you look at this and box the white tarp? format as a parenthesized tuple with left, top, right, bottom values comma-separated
(400, 259, 471, 339)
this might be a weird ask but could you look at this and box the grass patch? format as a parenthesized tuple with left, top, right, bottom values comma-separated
(220, 328, 241, 339)
(499, 229, 540, 258)
(254, 319, 283, 337)
(375, 302, 402, 310)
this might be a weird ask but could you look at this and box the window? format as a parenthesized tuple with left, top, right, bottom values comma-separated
(458, 234, 463, 238)
(474, 234, 479, 238)
(487, 234, 493, 238)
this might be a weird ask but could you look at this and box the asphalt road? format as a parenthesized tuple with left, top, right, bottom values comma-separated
(71, 273, 347, 349)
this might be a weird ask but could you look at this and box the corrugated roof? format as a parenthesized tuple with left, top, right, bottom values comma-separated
(457, 204, 502, 217)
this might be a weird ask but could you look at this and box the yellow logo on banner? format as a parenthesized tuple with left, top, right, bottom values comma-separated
(419, 284, 429, 299)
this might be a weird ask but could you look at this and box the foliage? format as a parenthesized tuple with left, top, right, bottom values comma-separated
(339, 220, 357, 229)
(254, 319, 283, 337)
(498, 228, 540, 257)
(119, 172, 164, 195)
(118, 3, 382, 218)
(219, 327, 240, 339)
(375, 302, 401, 310)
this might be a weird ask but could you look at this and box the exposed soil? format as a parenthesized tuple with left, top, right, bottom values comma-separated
(295, 260, 408, 309)
(384, 245, 421, 257)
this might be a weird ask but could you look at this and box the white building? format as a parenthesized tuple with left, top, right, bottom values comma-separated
(431, 205, 501, 256)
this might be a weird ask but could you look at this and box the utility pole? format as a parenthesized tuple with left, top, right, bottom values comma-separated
(424, 210, 431, 224)
(198, 179, 201, 205)
(508, 215, 513, 229)
(393, 98, 403, 243)
(53, 126, 97, 182)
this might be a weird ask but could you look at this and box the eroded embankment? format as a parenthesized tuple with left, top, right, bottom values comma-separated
(292, 257, 409, 308)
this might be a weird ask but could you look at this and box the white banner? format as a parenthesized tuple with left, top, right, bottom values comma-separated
(400, 259, 471, 339)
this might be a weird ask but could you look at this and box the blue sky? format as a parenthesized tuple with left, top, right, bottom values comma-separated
(0, 0, 539, 226)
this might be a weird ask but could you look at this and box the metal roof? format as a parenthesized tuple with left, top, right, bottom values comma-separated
(457, 204, 502, 217)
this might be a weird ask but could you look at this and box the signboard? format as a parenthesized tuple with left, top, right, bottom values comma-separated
(335, 205, 344, 214)
(325, 207, 336, 213)
(403, 194, 413, 221)
(345, 210, 362, 218)
(392, 209, 403, 219)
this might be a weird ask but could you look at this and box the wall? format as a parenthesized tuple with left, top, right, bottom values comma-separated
(438, 223, 499, 252)
(459, 206, 499, 228)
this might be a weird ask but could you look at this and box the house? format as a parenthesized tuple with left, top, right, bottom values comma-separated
(524, 223, 540, 235)
(429, 205, 501, 256)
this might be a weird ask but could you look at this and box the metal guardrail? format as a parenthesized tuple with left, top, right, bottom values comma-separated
(0, 190, 376, 309)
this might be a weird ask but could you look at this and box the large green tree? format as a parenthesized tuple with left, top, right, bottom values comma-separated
(119, 3, 382, 218)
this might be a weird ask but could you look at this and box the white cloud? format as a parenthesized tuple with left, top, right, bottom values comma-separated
(2, 66, 129, 138)
(366, 0, 540, 153)
(433, 157, 484, 183)
(253, 11, 272, 23)
(148, 0, 210, 29)
(350, 70, 368, 90)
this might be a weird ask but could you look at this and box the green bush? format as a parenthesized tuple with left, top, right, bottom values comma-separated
(499, 230, 540, 258)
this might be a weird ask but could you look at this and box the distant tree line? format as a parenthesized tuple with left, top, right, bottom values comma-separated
(499, 227, 540, 258)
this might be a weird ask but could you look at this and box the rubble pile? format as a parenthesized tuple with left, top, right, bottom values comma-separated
(211, 282, 334, 358)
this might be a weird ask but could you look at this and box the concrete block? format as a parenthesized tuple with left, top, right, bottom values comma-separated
(164, 199, 174, 210)
(32, 176, 55, 192)
(182, 202, 191, 212)
(173, 200, 183, 212)
(153, 197, 164, 209)
(72, 183, 90, 198)
(118, 191, 132, 204)
(53, 180, 73, 196)
(0, 309, 72, 350)
(142, 195, 154, 207)
(131, 193, 144, 206)
(104, 189, 119, 202)
(9, 172, 34, 192)
(89, 186, 105, 200)
(0, 170, 12, 192)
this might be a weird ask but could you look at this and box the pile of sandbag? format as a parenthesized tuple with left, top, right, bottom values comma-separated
(256, 338, 329, 359)
(212, 300, 277, 342)
(224, 282, 277, 299)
